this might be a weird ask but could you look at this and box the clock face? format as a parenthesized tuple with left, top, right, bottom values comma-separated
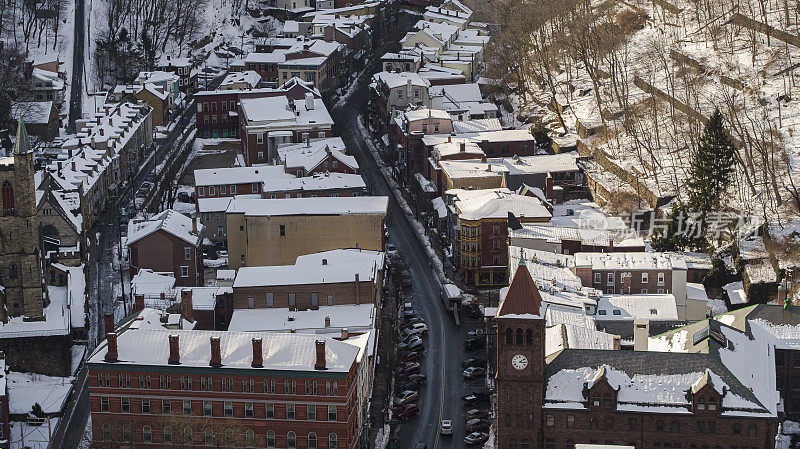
(511, 354, 528, 370)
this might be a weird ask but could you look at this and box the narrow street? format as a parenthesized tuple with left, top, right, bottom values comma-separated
(66, 0, 85, 132)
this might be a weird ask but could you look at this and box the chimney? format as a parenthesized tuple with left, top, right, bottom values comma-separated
(244, 338, 261, 369)
(160, 292, 165, 302)
(354, 273, 360, 304)
(104, 314, 114, 334)
(341, 328, 349, 339)
(613, 335, 621, 350)
(209, 336, 222, 366)
(105, 333, 119, 362)
(545, 175, 553, 200)
(168, 335, 180, 364)
(134, 294, 145, 311)
(315, 340, 327, 370)
(406, 78, 412, 98)
(447, 135, 451, 143)
(486, 164, 492, 172)
(99, 128, 104, 136)
(192, 217, 197, 234)
(305, 92, 315, 110)
(71, 161, 76, 171)
(633, 319, 649, 351)
(322, 258, 328, 265)
(325, 316, 331, 327)
(181, 290, 194, 322)
(459, 142, 465, 152)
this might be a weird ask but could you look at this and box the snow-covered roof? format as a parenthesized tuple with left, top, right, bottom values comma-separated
(226, 196, 388, 217)
(88, 329, 359, 373)
(372, 71, 430, 89)
(574, 252, 687, 271)
(545, 322, 616, 357)
(282, 143, 358, 173)
(433, 141, 484, 159)
(221, 70, 261, 89)
(262, 172, 365, 193)
(194, 165, 294, 187)
(131, 269, 176, 298)
(548, 200, 628, 231)
(404, 108, 451, 122)
(127, 209, 203, 247)
(244, 52, 287, 64)
(439, 160, 505, 180)
(12, 101, 54, 125)
(178, 286, 230, 311)
(452, 118, 503, 133)
(234, 249, 384, 288)
(723, 281, 747, 305)
(128, 308, 196, 331)
(240, 96, 334, 128)
(596, 294, 679, 321)
(229, 304, 375, 333)
(0, 285, 71, 338)
(453, 188, 552, 221)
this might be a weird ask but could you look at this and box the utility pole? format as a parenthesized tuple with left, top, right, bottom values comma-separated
(118, 218, 127, 317)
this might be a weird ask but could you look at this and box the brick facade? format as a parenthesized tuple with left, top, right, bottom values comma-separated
(232, 279, 379, 311)
(128, 229, 203, 287)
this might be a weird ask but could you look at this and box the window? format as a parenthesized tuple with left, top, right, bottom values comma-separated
(245, 402, 254, 418)
(257, 133, 264, 144)
(121, 397, 130, 413)
(566, 415, 575, 428)
(671, 420, 680, 433)
(222, 401, 232, 417)
(748, 424, 757, 437)
(594, 273, 601, 283)
(101, 397, 109, 411)
(184, 427, 193, 444)
(641, 288, 648, 294)
(217, 226, 224, 236)
(258, 151, 264, 160)
(266, 403, 275, 418)
(203, 400, 212, 416)
(231, 185, 237, 194)
(162, 398, 171, 414)
(709, 398, 717, 410)
(733, 424, 741, 435)
(209, 186, 216, 196)
(708, 421, 716, 434)
(184, 247, 191, 260)
(546, 414, 554, 427)
(288, 431, 297, 448)
(180, 266, 189, 277)
(289, 293, 296, 307)
(311, 293, 319, 307)
(329, 433, 338, 449)
(163, 427, 172, 444)
(267, 431, 276, 447)
(607, 273, 614, 285)
(248, 297, 255, 309)
(642, 272, 649, 283)
(142, 398, 151, 413)
(307, 404, 316, 420)
(605, 417, 614, 429)
(697, 398, 706, 410)
(697, 420, 705, 434)
(204, 428, 214, 445)
(246, 429, 255, 447)
(397, 90, 403, 99)
(327, 295, 334, 306)
(198, 186, 205, 196)
(2, 182, 15, 214)
(658, 272, 665, 284)
(266, 293, 274, 306)
(656, 420, 664, 431)
(422, 124, 428, 133)
(122, 424, 131, 442)
(332, 383, 338, 395)
(183, 399, 192, 414)
(143, 426, 152, 443)
(287, 403, 295, 419)
(280, 225, 286, 236)
(328, 405, 337, 420)
(284, 380, 290, 393)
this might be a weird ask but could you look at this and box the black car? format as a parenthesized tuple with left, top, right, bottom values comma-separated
(461, 358, 487, 369)
(462, 391, 490, 406)
(407, 373, 427, 383)
(463, 337, 485, 351)
(398, 380, 420, 391)
(465, 304, 482, 319)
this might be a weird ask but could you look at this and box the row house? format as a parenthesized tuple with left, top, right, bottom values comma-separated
(88, 329, 362, 449)
(231, 249, 384, 310)
(194, 165, 295, 208)
(226, 196, 388, 269)
(277, 40, 343, 92)
(239, 94, 334, 166)
(48, 102, 153, 230)
(422, 6, 471, 30)
(127, 210, 205, 287)
(495, 262, 777, 449)
(322, 22, 370, 70)
(108, 83, 172, 127)
(156, 56, 197, 93)
(417, 63, 467, 85)
(509, 224, 645, 256)
(429, 83, 498, 121)
(380, 51, 423, 73)
(369, 71, 432, 132)
(449, 188, 551, 287)
(239, 53, 287, 84)
(195, 79, 321, 138)
(400, 21, 460, 58)
(282, 21, 314, 39)
(393, 108, 453, 180)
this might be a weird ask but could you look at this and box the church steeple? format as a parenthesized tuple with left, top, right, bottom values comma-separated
(497, 254, 543, 317)
(13, 114, 32, 155)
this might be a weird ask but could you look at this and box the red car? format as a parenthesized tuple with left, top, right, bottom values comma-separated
(393, 403, 420, 419)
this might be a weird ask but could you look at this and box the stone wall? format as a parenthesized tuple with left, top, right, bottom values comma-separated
(0, 334, 72, 377)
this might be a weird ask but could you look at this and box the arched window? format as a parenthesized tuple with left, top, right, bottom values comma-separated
(733, 423, 741, 435)
(245, 429, 255, 447)
(2, 182, 14, 214)
(42, 225, 58, 238)
(525, 329, 533, 345)
(748, 424, 757, 436)
(308, 432, 318, 449)
(204, 427, 214, 445)
(604, 417, 614, 429)
(515, 328, 523, 344)
(267, 430, 276, 447)
(506, 328, 513, 344)
(328, 433, 337, 449)
(163, 427, 172, 444)
(509, 437, 517, 449)
(284, 380, 290, 393)
(656, 419, 664, 431)
(122, 423, 132, 442)
(184, 427, 193, 444)
(288, 431, 297, 448)
(143, 425, 152, 443)
(671, 420, 680, 433)
(8, 262, 17, 279)
(102, 424, 111, 441)
(589, 418, 598, 429)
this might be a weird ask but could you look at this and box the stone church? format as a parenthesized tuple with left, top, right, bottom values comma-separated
(0, 116, 47, 320)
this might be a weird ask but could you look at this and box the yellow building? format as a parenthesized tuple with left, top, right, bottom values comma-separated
(226, 196, 388, 269)
(439, 159, 504, 192)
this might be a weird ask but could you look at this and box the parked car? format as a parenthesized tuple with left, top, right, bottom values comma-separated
(393, 403, 419, 419)
(399, 337, 424, 351)
(465, 304, 482, 319)
(401, 352, 422, 364)
(463, 337, 485, 351)
(466, 409, 490, 420)
(401, 270, 412, 288)
(404, 326, 426, 338)
(398, 380, 420, 392)
(397, 363, 421, 377)
(463, 367, 486, 379)
(466, 418, 490, 432)
(464, 432, 489, 445)
(386, 244, 399, 260)
(394, 390, 419, 406)
(406, 323, 429, 334)
(462, 391, 490, 406)
(461, 358, 487, 369)
(413, 443, 427, 449)
(407, 374, 427, 383)
(467, 329, 485, 338)
(407, 317, 425, 325)
(403, 302, 415, 318)
(439, 420, 453, 435)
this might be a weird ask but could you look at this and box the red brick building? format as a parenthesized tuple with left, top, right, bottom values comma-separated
(127, 210, 204, 287)
(193, 165, 295, 206)
(88, 329, 362, 449)
(494, 263, 778, 449)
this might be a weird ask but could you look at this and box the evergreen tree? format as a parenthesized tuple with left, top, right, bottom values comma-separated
(686, 108, 737, 215)
(651, 202, 708, 251)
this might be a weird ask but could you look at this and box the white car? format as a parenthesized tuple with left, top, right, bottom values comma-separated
(440, 419, 453, 435)
(404, 323, 429, 336)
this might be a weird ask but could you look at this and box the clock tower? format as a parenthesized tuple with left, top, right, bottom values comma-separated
(495, 257, 545, 449)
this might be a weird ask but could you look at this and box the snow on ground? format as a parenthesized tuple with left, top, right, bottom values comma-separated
(71, 345, 86, 375)
(204, 257, 229, 268)
(9, 418, 59, 449)
(7, 372, 74, 415)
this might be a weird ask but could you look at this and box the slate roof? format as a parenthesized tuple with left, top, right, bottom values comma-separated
(497, 261, 543, 317)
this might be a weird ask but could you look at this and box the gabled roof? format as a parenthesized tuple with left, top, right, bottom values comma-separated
(127, 209, 203, 247)
(497, 260, 543, 318)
